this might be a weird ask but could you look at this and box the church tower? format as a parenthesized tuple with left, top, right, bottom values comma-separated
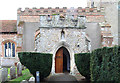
(87, 0, 118, 45)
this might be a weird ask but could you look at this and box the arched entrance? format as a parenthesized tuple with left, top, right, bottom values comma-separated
(55, 47, 70, 73)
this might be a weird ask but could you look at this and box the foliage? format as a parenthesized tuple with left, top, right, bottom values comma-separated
(7, 69, 32, 83)
(60, 16, 65, 18)
(8, 68, 10, 78)
(90, 46, 120, 82)
(52, 14, 59, 15)
(75, 53, 90, 79)
(18, 52, 52, 80)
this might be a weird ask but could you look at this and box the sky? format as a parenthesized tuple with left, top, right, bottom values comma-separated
(0, 0, 87, 20)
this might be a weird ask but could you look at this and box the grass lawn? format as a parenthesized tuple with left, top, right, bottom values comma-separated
(8, 67, 17, 79)
(7, 69, 33, 83)
(8, 68, 10, 78)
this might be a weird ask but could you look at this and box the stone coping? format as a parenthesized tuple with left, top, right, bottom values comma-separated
(39, 27, 86, 29)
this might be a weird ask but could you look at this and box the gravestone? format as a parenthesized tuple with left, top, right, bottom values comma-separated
(22, 65, 24, 70)
(0, 68, 8, 82)
(2, 68, 8, 81)
(10, 66, 16, 79)
(0, 56, 1, 68)
(17, 62, 22, 76)
(29, 77, 35, 83)
(0, 69, 2, 82)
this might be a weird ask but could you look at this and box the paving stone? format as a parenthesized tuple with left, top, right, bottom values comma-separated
(48, 73, 78, 81)
(20, 80, 28, 83)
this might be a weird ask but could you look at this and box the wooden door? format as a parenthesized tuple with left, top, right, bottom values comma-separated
(55, 47, 63, 73)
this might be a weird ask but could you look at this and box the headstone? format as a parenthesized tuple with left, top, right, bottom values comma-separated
(0, 68, 8, 82)
(0, 69, 2, 82)
(2, 68, 8, 81)
(29, 77, 35, 83)
(22, 65, 24, 70)
(10, 66, 16, 79)
(0, 56, 1, 68)
(17, 62, 22, 77)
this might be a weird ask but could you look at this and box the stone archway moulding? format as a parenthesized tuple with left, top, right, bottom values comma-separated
(51, 41, 76, 75)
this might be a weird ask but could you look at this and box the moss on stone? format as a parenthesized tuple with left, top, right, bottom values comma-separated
(18, 21, 24, 26)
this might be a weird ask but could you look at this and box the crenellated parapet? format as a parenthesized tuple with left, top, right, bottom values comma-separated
(17, 7, 105, 16)
(39, 14, 86, 28)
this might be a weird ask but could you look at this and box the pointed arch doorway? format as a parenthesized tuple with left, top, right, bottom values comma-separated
(55, 47, 70, 73)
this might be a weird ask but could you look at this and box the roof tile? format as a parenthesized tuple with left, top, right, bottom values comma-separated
(0, 20, 17, 32)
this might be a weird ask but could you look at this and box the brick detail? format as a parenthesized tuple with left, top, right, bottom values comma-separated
(18, 7, 105, 16)
(101, 24, 114, 47)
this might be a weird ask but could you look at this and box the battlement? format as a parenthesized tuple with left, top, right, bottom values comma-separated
(17, 7, 105, 16)
(39, 14, 86, 28)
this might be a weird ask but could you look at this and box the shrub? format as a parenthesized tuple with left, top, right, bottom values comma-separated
(90, 46, 120, 81)
(18, 52, 52, 80)
(117, 46, 120, 79)
(75, 53, 90, 79)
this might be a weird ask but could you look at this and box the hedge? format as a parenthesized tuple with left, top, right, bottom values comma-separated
(18, 52, 52, 80)
(90, 46, 120, 81)
(75, 53, 90, 79)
